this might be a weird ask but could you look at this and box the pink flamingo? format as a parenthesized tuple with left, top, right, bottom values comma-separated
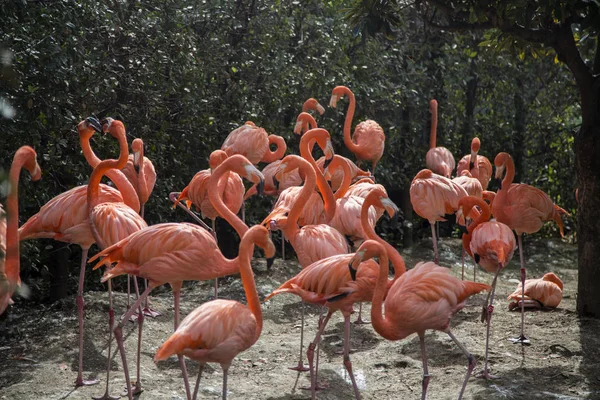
(425, 99, 455, 178)
(18, 118, 140, 389)
(459, 196, 515, 379)
(350, 240, 490, 400)
(154, 225, 275, 400)
(456, 137, 492, 190)
(410, 169, 468, 263)
(89, 155, 264, 400)
(302, 97, 325, 115)
(0, 146, 41, 315)
(329, 85, 385, 175)
(221, 121, 287, 164)
(120, 138, 156, 218)
(492, 152, 568, 345)
(507, 272, 563, 310)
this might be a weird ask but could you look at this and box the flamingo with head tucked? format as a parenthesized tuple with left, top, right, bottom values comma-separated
(507, 272, 563, 311)
(425, 99, 455, 178)
(457, 137, 492, 190)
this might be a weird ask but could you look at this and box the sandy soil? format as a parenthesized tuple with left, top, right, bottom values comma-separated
(1, 237, 598, 400)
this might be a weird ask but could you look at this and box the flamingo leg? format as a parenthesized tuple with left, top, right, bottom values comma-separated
(446, 330, 476, 400)
(418, 333, 430, 400)
(461, 247, 465, 280)
(93, 279, 120, 400)
(307, 310, 333, 398)
(478, 267, 501, 379)
(126, 275, 131, 310)
(221, 366, 229, 400)
(212, 219, 218, 299)
(289, 300, 309, 372)
(140, 204, 145, 220)
(509, 235, 530, 345)
(342, 315, 361, 399)
(169, 192, 213, 232)
(353, 302, 369, 325)
(430, 223, 439, 264)
(131, 278, 144, 395)
(174, 289, 192, 400)
(74, 248, 100, 387)
(281, 231, 285, 260)
(192, 363, 204, 400)
(141, 277, 160, 317)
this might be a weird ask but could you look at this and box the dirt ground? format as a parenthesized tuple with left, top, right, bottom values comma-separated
(1, 237, 598, 400)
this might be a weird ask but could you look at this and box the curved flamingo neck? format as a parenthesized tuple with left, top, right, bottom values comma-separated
(333, 158, 352, 200)
(339, 87, 361, 154)
(361, 196, 406, 278)
(238, 230, 263, 340)
(80, 134, 101, 167)
(299, 129, 336, 221)
(282, 158, 316, 239)
(261, 135, 287, 163)
(466, 197, 491, 235)
(208, 160, 248, 238)
(5, 154, 28, 282)
(494, 155, 515, 219)
(430, 100, 438, 149)
(501, 156, 516, 188)
(136, 143, 149, 204)
(369, 246, 399, 341)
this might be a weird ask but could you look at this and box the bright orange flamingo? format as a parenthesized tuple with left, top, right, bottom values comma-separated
(492, 152, 568, 345)
(350, 240, 490, 400)
(410, 169, 468, 263)
(302, 97, 325, 115)
(18, 118, 140, 389)
(0, 146, 41, 315)
(458, 196, 515, 379)
(86, 120, 150, 399)
(154, 225, 275, 400)
(89, 155, 264, 400)
(456, 137, 492, 190)
(221, 121, 287, 164)
(507, 272, 563, 310)
(425, 99, 455, 178)
(329, 85, 385, 175)
(265, 246, 396, 399)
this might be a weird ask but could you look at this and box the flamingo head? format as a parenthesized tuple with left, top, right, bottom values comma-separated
(329, 85, 350, 108)
(226, 155, 265, 188)
(209, 150, 228, 171)
(302, 98, 325, 115)
(349, 240, 385, 280)
(248, 225, 276, 259)
(77, 116, 103, 139)
(15, 146, 42, 182)
(131, 138, 144, 167)
(100, 117, 126, 140)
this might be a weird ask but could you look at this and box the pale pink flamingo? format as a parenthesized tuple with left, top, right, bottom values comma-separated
(0, 146, 41, 315)
(18, 118, 140, 389)
(329, 85, 385, 175)
(89, 155, 264, 400)
(458, 196, 516, 379)
(492, 152, 568, 345)
(410, 169, 468, 263)
(425, 99, 455, 178)
(221, 121, 287, 164)
(456, 137, 492, 190)
(154, 225, 275, 400)
(350, 240, 490, 400)
(507, 272, 563, 310)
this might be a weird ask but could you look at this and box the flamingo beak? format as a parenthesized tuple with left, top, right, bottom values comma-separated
(257, 178, 265, 196)
(329, 94, 339, 108)
(316, 103, 325, 115)
(494, 164, 505, 180)
(348, 261, 357, 281)
(31, 163, 42, 181)
(272, 175, 280, 191)
(293, 120, 303, 135)
(100, 117, 114, 134)
(86, 116, 103, 133)
(381, 198, 398, 218)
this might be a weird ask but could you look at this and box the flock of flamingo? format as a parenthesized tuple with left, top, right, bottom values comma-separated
(0, 86, 568, 400)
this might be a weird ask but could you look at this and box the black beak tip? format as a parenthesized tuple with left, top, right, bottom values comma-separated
(469, 161, 475, 170)
(474, 253, 481, 264)
(391, 212, 400, 226)
(457, 224, 468, 235)
(257, 179, 265, 196)
(348, 262, 357, 281)
(266, 256, 275, 269)
(272, 176, 280, 191)
(323, 157, 333, 170)
(86, 116, 103, 133)
(497, 179, 502, 190)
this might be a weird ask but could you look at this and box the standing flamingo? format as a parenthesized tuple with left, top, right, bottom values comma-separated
(0, 146, 41, 315)
(89, 155, 264, 400)
(329, 85, 385, 175)
(458, 196, 515, 379)
(507, 272, 563, 310)
(410, 169, 468, 263)
(350, 240, 490, 400)
(492, 152, 567, 345)
(456, 137, 492, 190)
(154, 225, 275, 400)
(221, 121, 287, 164)
(18, 118, 140, 389)
(425, 99, 455, 178)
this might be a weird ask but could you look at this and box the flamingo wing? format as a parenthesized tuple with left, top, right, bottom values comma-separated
(90, 203, 148, 249)
(221, 123, 269, 165)
(426, 147, 455, 178)
(410, 170, 467, 223)
(352, 120, 385, 166)
(294, 224, 350, 267)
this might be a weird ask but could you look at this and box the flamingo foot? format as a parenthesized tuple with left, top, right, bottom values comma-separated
(508, 335, 531, 346)
(481, 304, 494, 323)
(142, 306, 161, 318)
(288, 363, 309, 372)
(476, 369, 500, 380)
(353, 316, 370, 325)
(92, 391, 120, 400)
(335, 348, 357, 355)
(121, 382, 143, 397)
(75, 377, 100, 387)
(301, 381, 327, 391)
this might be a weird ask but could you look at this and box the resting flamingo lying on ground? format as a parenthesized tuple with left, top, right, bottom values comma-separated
(350, 240, 490, 400)
(154, 225, 275, 400)
(492, 152, 568, 345)
(507, 272, 563, 310)
(458, 196, 515, 379)
(0, 146, 41, 315)
(425, 99, 455, 178)
(456, 137, 492, 190)
(329, 85, 385, 175)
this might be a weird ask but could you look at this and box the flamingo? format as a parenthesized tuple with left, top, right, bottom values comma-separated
(492, 152, 568, 345)
(302, 97, 325, 115)
(89, 155, 264, 400)
(0, 146, 41, 315)
(425, 99, 455, 178)
(456, 137, 492, 190)
(350, 240, 490, 400)
(458, 196, 516, 379)
(507, 272, 563, 310)
(220, 121, 287, 164)
(329, 85, 385, 175)
(18, 118, 140, 389)
(410, 169, 468, 263)
(120, 138, 156, 219)
(154, 225, 275, 400)
(86, 119, 150, 399)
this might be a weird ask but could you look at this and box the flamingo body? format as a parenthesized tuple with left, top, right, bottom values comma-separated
(507, 272, 563, 309)
(410, 169, 467, 224)
(426, 147, 455, 178)
(452, 170, 483, 198)
(469, 220, 516, 273)
(221, 122, 286, 164)
(456, 138, 492, 190)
